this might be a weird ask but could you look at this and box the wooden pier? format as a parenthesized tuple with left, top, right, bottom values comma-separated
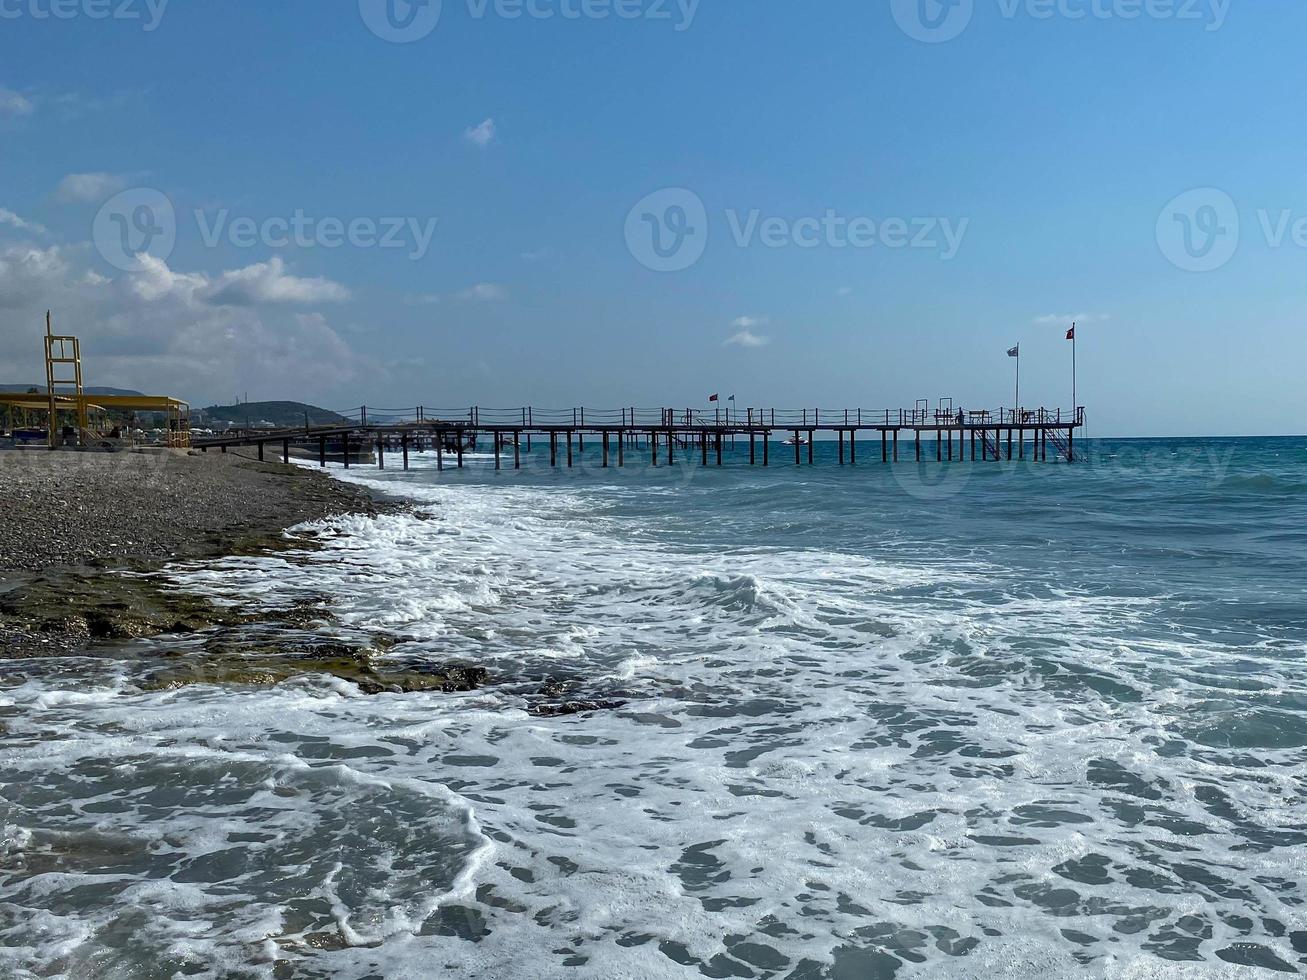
(193, 404, 1086, 470)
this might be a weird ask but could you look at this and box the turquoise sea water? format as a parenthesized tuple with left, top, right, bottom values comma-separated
(2, 436, 1306, 977)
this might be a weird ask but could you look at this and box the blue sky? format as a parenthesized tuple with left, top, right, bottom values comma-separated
(1, 1, 1303, 435)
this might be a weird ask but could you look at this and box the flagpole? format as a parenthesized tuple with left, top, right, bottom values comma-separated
(1014, 348, 1020, 417)
(1072, 321, 1077, 412)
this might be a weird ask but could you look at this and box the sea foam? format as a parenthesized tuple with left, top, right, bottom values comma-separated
(3, 440, 1305, 977)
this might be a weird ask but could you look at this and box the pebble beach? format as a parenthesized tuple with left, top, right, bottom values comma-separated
(0, 449, 392, 660)
(0, 449, 383, 575)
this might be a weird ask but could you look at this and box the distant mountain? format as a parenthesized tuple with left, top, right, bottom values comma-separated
(197, 401, 348, 429)
(0, 385, 145, 396)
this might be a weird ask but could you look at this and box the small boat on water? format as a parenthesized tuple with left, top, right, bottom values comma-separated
(783, 436, 809, 446)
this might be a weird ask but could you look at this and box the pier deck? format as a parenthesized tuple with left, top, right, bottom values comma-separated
(192, 404, 1085, 470)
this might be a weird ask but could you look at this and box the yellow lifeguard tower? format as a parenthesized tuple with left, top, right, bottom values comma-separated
(44, 311, 89, 446)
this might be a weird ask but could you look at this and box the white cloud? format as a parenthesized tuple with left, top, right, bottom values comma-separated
(408, 286, 506, 305)
(459, 282, 506, 301)
(0, 88, 33, 118)
(0, 87, 146, 122)
(725, 329, 769, 348)
(0, 208, 48, 236)
(464, 118, 496, 148)
(56, 172, 129, 203)
(725, 316, 770, 347)
(0, 244, 72, 310)
(0, 249, 371, 403)
(122, 255, 350, 308)
(50, 88, 149, 118)
(127, 253, 208, 303)
(1033, 312, 1109, 325)
(202, 257, 351, 306)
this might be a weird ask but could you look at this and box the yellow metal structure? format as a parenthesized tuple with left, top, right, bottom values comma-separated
(44, 311, 89, 447)
(1, 313, 191, 448)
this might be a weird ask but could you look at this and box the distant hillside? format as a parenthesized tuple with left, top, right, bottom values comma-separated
(0, 385, 145, 397)
(197, 401, 348, 429)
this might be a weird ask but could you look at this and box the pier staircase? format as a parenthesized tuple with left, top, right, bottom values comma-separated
(1047, 428, 1072, 462)
(980, 430, 1002, 461)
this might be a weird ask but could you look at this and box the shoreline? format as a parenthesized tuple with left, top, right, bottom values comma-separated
(0, 448, 399, 660)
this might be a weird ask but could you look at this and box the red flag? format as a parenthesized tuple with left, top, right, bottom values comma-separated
(708, 393, 719, 402)
(1066, 325, 1075, 340)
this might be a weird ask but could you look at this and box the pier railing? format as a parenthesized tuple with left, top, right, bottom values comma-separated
(320, 405, 1085, 429)
(193, 404, 1085, 465)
